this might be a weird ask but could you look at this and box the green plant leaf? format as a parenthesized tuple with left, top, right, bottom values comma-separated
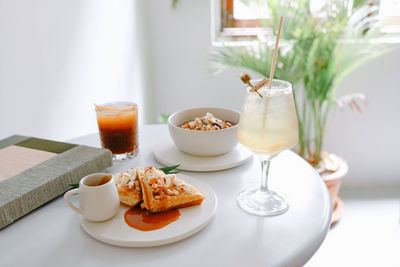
(210, 0, 389, 164)
(171, 0, 179, 8)
(159, 164, 181, 174)
(160, 113, 170, 124)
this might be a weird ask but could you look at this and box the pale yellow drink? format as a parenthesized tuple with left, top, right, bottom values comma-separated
(236, 79, 297, 217)
(237, 83, 298, 155)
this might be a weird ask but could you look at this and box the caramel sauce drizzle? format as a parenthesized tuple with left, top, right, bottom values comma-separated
(124, 206, 180, 231)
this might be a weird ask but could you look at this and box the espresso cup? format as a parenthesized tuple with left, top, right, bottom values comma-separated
(64, 173, 120, 221)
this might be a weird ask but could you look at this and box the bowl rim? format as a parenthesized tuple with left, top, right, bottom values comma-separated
(168, 107, 240, 133)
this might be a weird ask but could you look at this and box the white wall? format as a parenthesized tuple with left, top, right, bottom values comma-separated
(143, 0, 400, 187)
(142, 0, 245, 123)
(324, 50, 400, 187)
(0, 0, 145, 141)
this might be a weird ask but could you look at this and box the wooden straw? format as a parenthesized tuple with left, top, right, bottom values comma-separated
(261, 16, 283, 138)
(268, 16, 283, 88)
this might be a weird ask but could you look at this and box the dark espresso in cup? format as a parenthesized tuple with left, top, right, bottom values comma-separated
(84, 175, 112, 187)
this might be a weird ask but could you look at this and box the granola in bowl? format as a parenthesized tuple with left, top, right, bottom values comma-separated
(180, 112, 234, 131)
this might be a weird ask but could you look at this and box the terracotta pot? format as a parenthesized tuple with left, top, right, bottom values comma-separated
(320, 156, 348, 225)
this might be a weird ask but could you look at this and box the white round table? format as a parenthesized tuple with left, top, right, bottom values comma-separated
(0, 125, 331, 267)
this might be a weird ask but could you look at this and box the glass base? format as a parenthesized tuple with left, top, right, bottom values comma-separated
(112, 150, 138, 161)
(236, 187, 289, 216)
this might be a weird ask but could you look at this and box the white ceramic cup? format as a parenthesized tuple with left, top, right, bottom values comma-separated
(64, 173, 120, 222)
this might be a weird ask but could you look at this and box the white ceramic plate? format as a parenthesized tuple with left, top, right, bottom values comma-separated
(152, 138, 253, 172)
(79, 174, 217, 247)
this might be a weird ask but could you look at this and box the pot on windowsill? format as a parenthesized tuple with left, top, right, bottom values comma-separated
(316, 152, 348, 226)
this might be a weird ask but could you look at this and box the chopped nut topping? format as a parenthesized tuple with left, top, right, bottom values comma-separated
(125, 168, 136, 176)
(166, 189, 174, 196)
(180, 113, 234, 131)
(182, 185, 192, 192)
(175, 179, 184, 186)
(114, 167, 142, 191)
(121, 175, 129, 185)
(143, 168, 195, 200)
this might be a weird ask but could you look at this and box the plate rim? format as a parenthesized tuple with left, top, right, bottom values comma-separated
(79, 174, 218, 247)
(152, 138, 252, 172)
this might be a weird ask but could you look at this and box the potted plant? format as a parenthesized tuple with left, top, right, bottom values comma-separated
(211, 0, 388, 224)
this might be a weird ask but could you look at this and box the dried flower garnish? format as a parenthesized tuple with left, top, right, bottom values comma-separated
(240, 72, 252, 85)
(240, 72, 268, 98)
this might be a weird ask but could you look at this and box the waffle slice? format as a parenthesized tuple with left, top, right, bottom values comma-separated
(137, 167, 205, 213)
(114, 168, 142, 206)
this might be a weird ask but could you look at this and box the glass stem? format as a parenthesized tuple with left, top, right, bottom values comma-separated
(259, 155, 273, 193)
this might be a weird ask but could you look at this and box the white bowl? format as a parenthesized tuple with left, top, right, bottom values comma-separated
(168, 107, 240, 156)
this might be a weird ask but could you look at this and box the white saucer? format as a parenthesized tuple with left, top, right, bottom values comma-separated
(79, 174, 217, 247)
(152, 138, 253, 172)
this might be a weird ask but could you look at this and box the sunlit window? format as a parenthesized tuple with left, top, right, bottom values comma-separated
(211, 0, 400, 45)
(233, 0, 269, 19)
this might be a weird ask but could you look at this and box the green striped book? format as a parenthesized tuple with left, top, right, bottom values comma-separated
(0, 135, 112, 230)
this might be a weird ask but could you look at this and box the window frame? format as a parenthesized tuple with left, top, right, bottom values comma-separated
(211, 0, 272, 47)
(211, 0, 400, 46)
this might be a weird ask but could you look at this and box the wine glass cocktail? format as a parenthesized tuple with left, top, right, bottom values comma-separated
(237, 79, 298, 216)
